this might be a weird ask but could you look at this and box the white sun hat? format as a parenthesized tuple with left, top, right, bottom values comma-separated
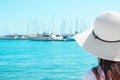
(75, 11, 120, 61)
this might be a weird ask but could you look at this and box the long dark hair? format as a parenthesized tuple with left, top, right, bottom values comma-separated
(92, 58, 120, 80)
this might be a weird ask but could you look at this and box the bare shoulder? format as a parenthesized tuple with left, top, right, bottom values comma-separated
(82, 69, 96, 80)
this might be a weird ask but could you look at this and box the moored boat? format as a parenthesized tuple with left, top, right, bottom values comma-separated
(29, 33, 64, 41)
(64, 36, 75, 41)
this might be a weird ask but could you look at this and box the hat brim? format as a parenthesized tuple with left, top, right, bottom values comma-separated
(74, 28, 120, 61)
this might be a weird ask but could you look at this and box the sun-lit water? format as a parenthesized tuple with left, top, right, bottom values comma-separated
(0, 40, 97, 80)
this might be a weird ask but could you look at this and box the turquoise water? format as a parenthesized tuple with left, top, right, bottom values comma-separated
(0, 40, 97, 80)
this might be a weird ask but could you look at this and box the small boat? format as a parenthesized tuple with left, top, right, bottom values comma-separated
(0, 34, 28, 40)
(64, 36, 75, 41)
(0, 35, 16, 40)
(51, 34, 64, 41)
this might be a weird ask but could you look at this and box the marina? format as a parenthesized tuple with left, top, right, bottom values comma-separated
(0, 33, 75, 41)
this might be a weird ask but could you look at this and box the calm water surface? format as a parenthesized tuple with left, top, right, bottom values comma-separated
(0, 40, 97, 80)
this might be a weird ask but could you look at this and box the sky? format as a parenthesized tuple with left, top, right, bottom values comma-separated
(0, 0, 120, 35)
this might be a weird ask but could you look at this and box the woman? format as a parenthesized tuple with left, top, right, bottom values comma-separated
(75, 10, 120, 80)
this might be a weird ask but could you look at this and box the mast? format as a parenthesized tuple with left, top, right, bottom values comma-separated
(60, 19, 66, 35)
(6, 24, 9, 35)
(75, 18, 79, 34)
(52, 14, 55, 34)
(27, 22, 29, 35)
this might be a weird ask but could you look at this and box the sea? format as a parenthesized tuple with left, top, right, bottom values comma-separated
(0, 40, 97, 80)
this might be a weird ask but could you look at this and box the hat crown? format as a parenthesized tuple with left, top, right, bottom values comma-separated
(94, 11, 120, 41)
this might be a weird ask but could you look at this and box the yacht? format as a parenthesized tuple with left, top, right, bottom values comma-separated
(29, 33, 64, 41)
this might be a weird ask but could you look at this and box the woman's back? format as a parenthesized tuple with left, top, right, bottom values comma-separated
(92, 59, 120, 80)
